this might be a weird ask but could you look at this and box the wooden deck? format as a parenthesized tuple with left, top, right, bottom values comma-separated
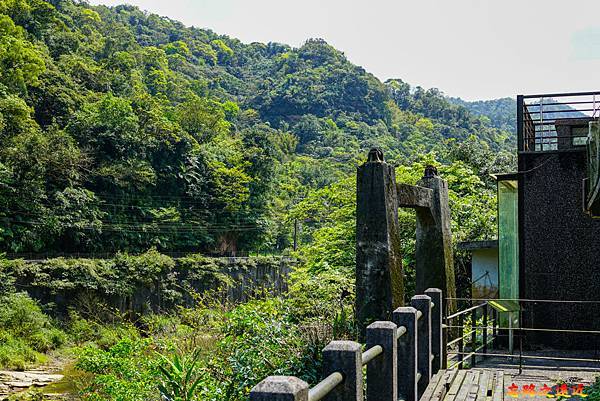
(421, 369, 504, 401)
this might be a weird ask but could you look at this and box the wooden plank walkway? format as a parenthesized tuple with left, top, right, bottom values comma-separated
(421, 369, 504, 401)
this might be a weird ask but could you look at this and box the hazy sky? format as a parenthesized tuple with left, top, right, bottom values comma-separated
(89, 0, 600, 101)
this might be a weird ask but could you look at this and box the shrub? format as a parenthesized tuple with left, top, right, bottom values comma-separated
(69, 312, 101, 345)
(29, 327, 67, 352)
(75, 336, 159, 401)
(0, 292, 66, 369)
(205, 297, 325, 399)
(7, 388, 45, 401)
(70, 294, 330, 401)
(0, 332, 42, 370)
(0, 292, 50, 338)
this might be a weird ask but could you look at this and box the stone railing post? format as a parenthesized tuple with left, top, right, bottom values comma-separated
(250, 376, 309, 401)
(366, 321, 397, 401)
(393, 307, 418, 401)
(425, 288, 443, 374)
(323, 341, 363, 401)
(411, 294, 431, 398)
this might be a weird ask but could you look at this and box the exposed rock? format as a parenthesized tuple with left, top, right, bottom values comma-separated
(0, 369, 65, 398)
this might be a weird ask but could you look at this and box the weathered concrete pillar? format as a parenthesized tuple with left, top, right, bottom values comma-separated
(416, 167, 456, 312)
(250, 376, 309, 401)
(356, 148, 404, 339)
(425, 288, 443, 374)
(393, 307, 418, 401)
(366, 321, 397, 401)
(411, 294, 431, 398)
(322, 341, 363, 401)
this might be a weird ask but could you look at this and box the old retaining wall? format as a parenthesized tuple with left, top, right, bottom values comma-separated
(0, 252, 293, 316)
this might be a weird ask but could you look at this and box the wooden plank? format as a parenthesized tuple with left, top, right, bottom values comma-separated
(476, 370, 491, 401)
(485, 371, 495, 401)
(430, 369, 458, 401)
(420, 373, 443, 401)
(420, 371, 444, 401)
(444, 370, 467, 401)
(441, 369, 459, 389)
(492, 371, 504, 401)
(467, 384, 480, 401)
(466, 371, 481, 401)
(454, 371, 475, 401)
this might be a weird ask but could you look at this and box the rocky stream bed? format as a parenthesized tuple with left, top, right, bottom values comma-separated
(0, 368, 66, 400)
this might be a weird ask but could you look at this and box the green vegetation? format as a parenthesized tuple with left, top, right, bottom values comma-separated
(0, 292, 65, 370)
(0, 250, 283, 315)
(450, 97, 517, 132)
(0, 0, 523, 400)
(0, 0, 515, 257)
(0, 286, 333, 401)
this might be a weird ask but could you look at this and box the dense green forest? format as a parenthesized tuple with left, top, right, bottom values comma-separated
(0, 0, 517, 256)
(450, 97, 517, 132)
(0, 1, 525, 400)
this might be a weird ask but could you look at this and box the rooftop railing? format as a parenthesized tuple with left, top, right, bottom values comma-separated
(518, 91, 600, 152)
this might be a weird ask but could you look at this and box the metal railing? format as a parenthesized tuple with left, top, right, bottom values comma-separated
(250, 289, 444, 401)
(518, 91, 600, 152)
(445, 302, 496, 370)
(445, 297, 600, 374)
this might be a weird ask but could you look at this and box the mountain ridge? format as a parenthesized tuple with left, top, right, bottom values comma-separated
(0, 0, 515, 254)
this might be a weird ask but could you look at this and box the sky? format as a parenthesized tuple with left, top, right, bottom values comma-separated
(89, 0, 600, 101)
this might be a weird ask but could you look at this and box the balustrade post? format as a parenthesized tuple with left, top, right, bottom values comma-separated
(250, 376, 309, 401)
(483, 303, 488, 358)
(393, 307, 418, 401)
(492, 308, 498, 348)
(471, 307, 477, 367)
(411, 294, 431, 398)
(425, 288, 443, 374)
(458, 313, 464, 369)
(322, 341, 363, 401)
(366, 321, 397, 401)
(442, 322, 448, 369)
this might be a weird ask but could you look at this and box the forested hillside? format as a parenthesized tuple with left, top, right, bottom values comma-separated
(0, 1, 525, 399)
(450, 97, 517, 132)
(451, 96, 590, 134)
(0, 0, 515, 256)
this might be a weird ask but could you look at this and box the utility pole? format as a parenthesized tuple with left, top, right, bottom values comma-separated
(293, 219, 298, 251)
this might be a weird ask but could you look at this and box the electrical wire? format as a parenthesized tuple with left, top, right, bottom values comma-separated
(0, 218, 266, 233)
(446, 297, 600, 304)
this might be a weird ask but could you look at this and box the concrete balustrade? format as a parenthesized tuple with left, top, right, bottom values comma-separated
(249, 289, 445, 401)
(394, 306, 418, 401)
(426, 288, 443, 374)
(411, 294, 432, 398)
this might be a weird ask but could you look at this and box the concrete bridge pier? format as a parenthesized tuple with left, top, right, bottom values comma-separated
(355, 149, 404, 339)
(414, 168, 456, 312)
(356, 150, 456, 337)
